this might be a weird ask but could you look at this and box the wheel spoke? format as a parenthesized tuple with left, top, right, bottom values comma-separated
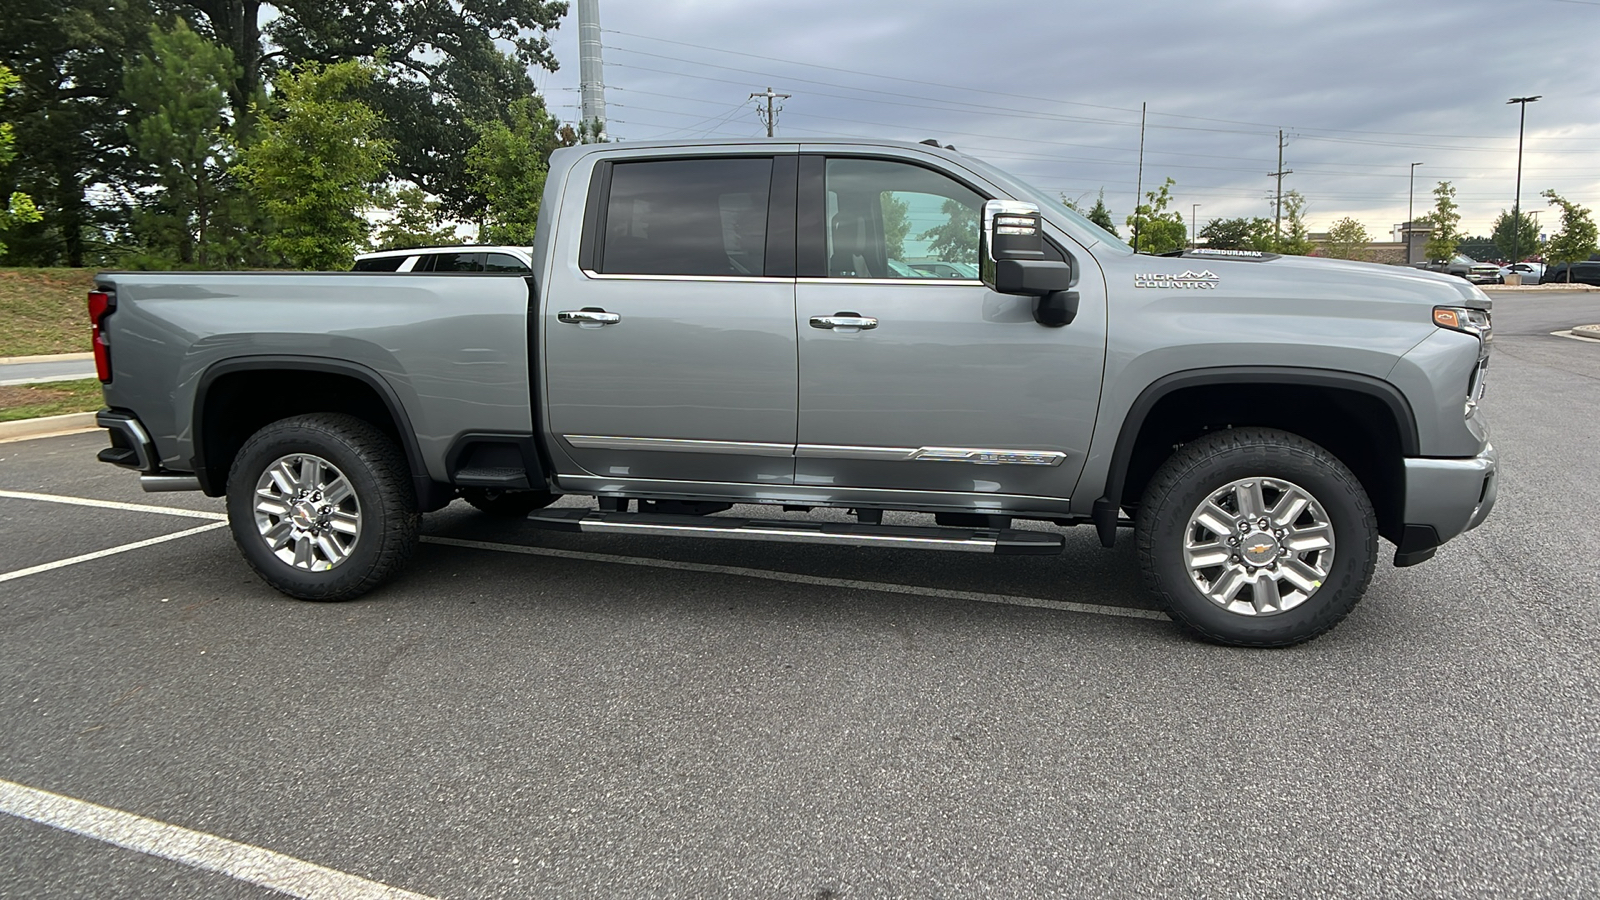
(1236, 481, 1268, 518)
(1186, 545, 1230, 569)
(254, 495, 290, 517)
(1251, 576, 1279, 614)
(322, 476, 353, 505)
(328, 511, 360, 536)
(1271, 492, 1310, 527)
(262, 520, 294, 549)
(1210, 568, 1248, 605)
(315, 534, 345, 565)
(298, 457, 321, 492)
(1193, 501, 1235, 537)
(268, 462, 297, 495)
(1280, 558, 1324, 592)
(1285, 525, 1333, 553)
(292, 534, 314, 568)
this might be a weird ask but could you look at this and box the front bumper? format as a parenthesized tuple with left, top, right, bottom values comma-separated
(1393, 443, 1498, 566)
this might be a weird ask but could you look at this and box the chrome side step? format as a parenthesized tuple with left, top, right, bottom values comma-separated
(526, 508, 1065, 556)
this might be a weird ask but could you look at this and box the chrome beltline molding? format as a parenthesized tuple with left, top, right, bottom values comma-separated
(565, 435, 1066, 466)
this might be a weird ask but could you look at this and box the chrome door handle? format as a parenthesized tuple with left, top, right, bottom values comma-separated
(809, 314, 878, 331)
(558, 308, 622, 327)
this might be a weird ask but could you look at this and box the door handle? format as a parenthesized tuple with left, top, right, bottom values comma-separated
(558, 308, 621, 327)
(809, 314, 878, 331)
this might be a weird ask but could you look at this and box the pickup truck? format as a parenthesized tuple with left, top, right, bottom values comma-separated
(89, 138, 1498, 647)
(1411, 254, 1503, 285)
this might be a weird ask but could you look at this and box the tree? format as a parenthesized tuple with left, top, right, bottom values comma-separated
(122, 20, 239, 267)
(372, 186, 457, 251)
(1542, 190, 1598, 283)
(1061, 189, 1117, 236)
(1199, 217, 1271, 251)
(1126, 178, 1186, 254)
(1274, 190, 1315, 256)
(463, 96, 562, 245)
(919, 198, 978, 263)
(1456, 236, 1497, 261)
(1421, 181, 1462, 262)
(235, 60, 394, 270)
(0, 64, 42, 257)
(1491, 209, 1540, 262)
(1323, 217, 1371, 261)
(881, 193, 910, 260)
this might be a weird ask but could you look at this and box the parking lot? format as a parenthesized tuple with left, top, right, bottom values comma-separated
(2, 291, 1598, 899)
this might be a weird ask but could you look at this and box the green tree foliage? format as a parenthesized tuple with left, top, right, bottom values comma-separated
(1323, 216, 1371, 261)
(372, 185, 457, 251)
(1086, 192, 1118, 236)
(0, 65, 42, 257)
(1456, 236, 1497, 260)
(1491, 209, 1540, 262)
(1199, 217, 1272, 251)
(464, 97, 562, 245)
(919, 198, 978, 263)
(881, 193, 910, 260)
(1542, 190, 1598, 283)
(0, 0, 157, 265)
(235, 60, 393, 270)
(1421, 181, 1462, 262)
(1274, 190, 1315, 256)
(1126, 178, 1186, 254)
(122, 20, 240, 267)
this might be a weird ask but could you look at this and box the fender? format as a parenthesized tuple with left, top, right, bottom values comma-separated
(1092, 366, 1421, 547)
(191, 355, 447, 509)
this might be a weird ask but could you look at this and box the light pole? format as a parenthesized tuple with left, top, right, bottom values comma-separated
(1192, 204, 1201, 250)
(1508, 95, 1541, 268)
(1408, 162, 1424, 262)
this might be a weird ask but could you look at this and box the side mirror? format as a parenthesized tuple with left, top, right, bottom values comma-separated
(980, 199, 1079, 327)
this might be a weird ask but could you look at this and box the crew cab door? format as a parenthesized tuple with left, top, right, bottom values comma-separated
(543, 153, 800, 484)
(794, 153, 1105, 500)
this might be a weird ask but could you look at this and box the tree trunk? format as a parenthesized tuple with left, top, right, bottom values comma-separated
(185, 1, 264, 127)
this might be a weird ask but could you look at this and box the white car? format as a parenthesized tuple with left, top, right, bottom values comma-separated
(353, 245, 533, 273)
(1496, 262, 1543, 285)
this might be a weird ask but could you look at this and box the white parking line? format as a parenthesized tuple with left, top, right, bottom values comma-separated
(0, 488, 1162, 621)
(0, 778, 438, 900)
(0, 522, 227, 584)
(423, 535, 1167, 621)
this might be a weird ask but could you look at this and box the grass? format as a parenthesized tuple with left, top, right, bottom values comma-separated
(0, 267, 97, 357)
(0, 379, 104, 422)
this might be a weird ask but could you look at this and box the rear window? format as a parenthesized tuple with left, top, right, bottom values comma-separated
(598, 157, 773, 277)
(353, 256, 407, 272)
(484, 253, 530, 273)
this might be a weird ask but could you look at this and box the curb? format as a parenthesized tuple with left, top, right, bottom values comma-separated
(0, 352, 95, 365)
(1572, 324, 1600, 341)
(1485, 284, 1600, 292)
(0, 412, 99, 444)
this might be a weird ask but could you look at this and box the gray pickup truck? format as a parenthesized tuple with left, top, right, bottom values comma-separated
(89, 138, 1497, 646)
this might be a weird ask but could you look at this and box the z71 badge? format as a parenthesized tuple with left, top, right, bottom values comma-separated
(1134, 270, 1220, 289)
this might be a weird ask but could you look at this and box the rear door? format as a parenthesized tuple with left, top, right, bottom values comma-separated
(793, 152, 1105, 501)
(543, 153, 801, 485)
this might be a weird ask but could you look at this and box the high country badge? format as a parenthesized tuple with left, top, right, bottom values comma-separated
(1134, 270, 1220, 289)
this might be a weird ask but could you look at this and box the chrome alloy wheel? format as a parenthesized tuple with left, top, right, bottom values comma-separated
(252, 453, 362, 571)
(1181, 476, 1336, 617)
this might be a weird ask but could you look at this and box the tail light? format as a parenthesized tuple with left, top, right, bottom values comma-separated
(88, 290, 115, 382)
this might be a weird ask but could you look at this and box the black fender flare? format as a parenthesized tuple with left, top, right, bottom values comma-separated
(1092, 366, 1420, 546)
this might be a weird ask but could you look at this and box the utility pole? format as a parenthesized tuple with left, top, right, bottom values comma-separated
(1268, 129, 1292, 246)
(576, 0, 607, 140)
(1133, 101, 1146, 253)
(749, 86, 791, 137)
(1508, 95, 1541, 268)
(1407, 161, 1424, 264)
(1191, 204, 1201, 250)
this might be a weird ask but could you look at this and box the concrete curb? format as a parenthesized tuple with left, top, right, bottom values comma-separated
(1485, 284, 1600, 292)
(0, 352, 95, 365)
(1572, 324, 1600, 341)
(0, 412, 99, 444)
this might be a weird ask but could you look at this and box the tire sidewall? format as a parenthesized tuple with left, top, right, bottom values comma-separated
(1142, 434, 1376, 646)
(227, 417, 407, 600)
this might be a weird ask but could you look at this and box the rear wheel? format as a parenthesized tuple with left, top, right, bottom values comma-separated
(1136, 427, 1376, 647)
(226, 414, 418, 601)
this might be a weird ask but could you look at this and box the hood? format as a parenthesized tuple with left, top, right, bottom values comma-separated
(1111, 251, 1493, 312)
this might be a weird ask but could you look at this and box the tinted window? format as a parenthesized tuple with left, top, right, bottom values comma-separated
(600, 158, 772, 276)
(484, 253, 530, 273)
(824, 158, 983, 279)
(353, 256, 406, 272)
(425, 252, 484, 272)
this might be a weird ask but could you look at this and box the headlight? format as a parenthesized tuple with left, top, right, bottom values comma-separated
(1433, 306, 1491, 338)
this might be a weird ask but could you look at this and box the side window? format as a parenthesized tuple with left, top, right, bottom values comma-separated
(484, 253, 530, 273)
(599, 157, 772, 276)
(428, 252, 484, 272)
(353, 256, 406, 272)
(824, 158, 983, 279)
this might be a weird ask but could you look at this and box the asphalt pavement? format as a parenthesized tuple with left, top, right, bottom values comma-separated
(0, 290, 1597, 899)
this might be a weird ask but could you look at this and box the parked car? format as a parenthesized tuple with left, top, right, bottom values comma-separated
(1411, 255, 1502, 285)
(89, 138, 1498, 647)
(1496, 262, 1543, 285)
(353, 245, 533, 273)
(1542, 260, 1600, 286)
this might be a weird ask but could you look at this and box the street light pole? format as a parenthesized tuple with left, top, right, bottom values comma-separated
(1508, 95, 1541, 268)
(1408, 162, 1423, 263)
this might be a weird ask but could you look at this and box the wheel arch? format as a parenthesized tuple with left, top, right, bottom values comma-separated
(1095, 367, 1420, 548)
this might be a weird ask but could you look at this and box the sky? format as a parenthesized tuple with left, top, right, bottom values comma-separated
(527, 0, 1600, 243)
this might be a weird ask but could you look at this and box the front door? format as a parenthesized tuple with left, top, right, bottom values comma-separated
(544, 154, 800, 485)
(794, 155, 1105, 502)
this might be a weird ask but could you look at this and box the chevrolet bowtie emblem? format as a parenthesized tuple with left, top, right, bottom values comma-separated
(1248, 544, 1272, 554)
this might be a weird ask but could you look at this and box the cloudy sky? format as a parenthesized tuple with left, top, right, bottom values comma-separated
(528, 0, 1600, 242)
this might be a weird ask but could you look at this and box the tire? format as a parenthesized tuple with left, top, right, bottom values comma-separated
(226, 413, 419, 602)
(1135, 427, 1377, 647)
(460, 487, 556, 517)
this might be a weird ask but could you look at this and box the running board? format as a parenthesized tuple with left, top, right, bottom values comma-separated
(526, 508, 1065, 556)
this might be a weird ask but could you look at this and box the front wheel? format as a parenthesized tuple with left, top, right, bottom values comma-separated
(226, 413, 419, 601)
(1136, 427, 1377, 647)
